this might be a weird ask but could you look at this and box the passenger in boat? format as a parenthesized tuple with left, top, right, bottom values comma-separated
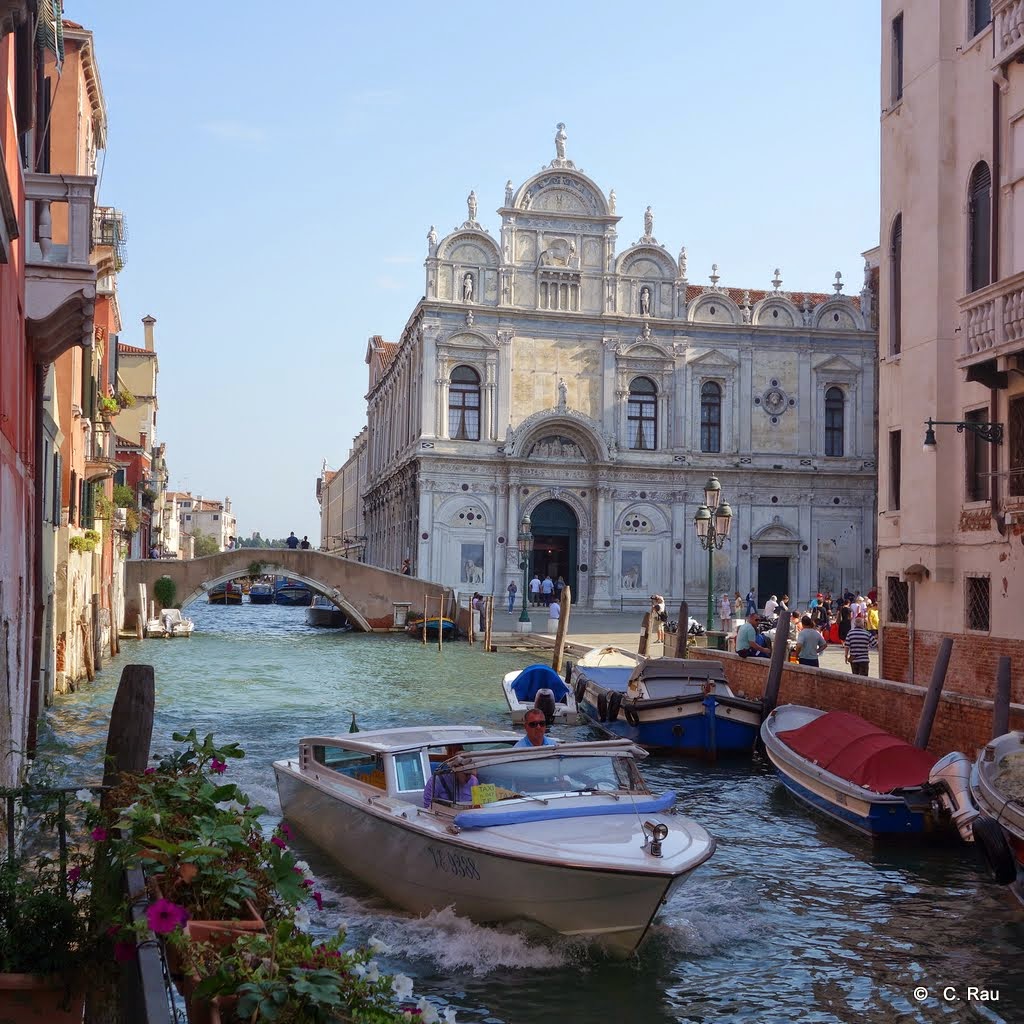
(515, 710, 560, 747)
(795, 615, 828, 667)
(423, 746, 478, 806)
(736, 612, 771, 659)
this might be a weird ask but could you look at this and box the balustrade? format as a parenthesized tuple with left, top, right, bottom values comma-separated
(957, 269, 1024, 367)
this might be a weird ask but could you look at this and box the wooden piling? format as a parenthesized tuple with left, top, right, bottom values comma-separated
(101, 664, 156, 794)
(914, 637, 953, 749)
(135, 613, 144, 641)
(638, 612, 651, 658)
(551, 587, 572, 673)
(422, 592, 427, 644)
(91, 594, 103, 672)
(761, 624, 789, 719)
(674, 602, 689, 658)
(993, 656, 1012, 739)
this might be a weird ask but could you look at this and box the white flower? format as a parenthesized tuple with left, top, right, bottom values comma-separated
(293, 907, 311, 931)
(368, 935, 391, 955)
(416, 997, 440, 1024)
(365, 961, 380, 983)
(75, 788, 95, 804)
(392, 974, 414, 1000)
(352, 963, 367, 978)
(440, 1009, 458, 1024)
(293, 859, 311, 877)
(215, 799, 246, 814)
(152, 813, 161, 826)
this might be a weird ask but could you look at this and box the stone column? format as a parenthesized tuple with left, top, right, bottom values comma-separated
(591, 484, 613, 608)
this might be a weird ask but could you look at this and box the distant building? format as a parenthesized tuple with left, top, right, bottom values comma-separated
(317, 428, 368, 559)
(176, 493, 236, 552)
(877, 0, 1024, 684)
(363, 129, 877, 611)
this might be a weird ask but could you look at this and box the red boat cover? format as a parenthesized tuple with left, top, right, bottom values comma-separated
(777, 711, 940, 794)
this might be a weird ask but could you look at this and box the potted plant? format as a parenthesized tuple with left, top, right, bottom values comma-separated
(97, 395, 119, 418)
(0, 786, 115, 1022)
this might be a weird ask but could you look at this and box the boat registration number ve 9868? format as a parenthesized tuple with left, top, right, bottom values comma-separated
(427, 845, 480, 880)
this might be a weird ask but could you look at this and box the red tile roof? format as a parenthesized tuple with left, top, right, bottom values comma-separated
(683, 284, 861, 311)
(118, 342, 156, 356)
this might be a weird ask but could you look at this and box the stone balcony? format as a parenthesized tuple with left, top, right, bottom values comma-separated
(957, 269, 1024, 387)
(995, 0, 1024, 65)
(24, 172, 97, 364)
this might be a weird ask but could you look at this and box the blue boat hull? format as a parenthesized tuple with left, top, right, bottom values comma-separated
(580, 697, 758, 755)
(276, 589, 312, 606)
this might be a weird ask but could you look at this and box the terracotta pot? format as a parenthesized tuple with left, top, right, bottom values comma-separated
(0, 974, 85, 1023)
(181, 974, 238, 1024)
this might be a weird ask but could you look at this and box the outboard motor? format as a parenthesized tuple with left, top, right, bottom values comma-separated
(929, 751, 979, 841)
(534, 688, 557, 725)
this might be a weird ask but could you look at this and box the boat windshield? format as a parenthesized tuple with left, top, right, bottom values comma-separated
(472, 754, 647, 800)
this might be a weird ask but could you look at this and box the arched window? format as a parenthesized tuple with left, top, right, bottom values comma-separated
(627, 377, 657, 450)
(890, 213, 902, 356)
(700, 381, 722, 453)
(448, 365, 480, 441)
(824, 387, 845, 457)
(968, 162, 992, 293)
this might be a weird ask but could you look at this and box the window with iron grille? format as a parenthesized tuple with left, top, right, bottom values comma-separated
(448, 366, 481, 441)
(887, 576, 909, 623)
(824, 387, 845, 456)
(700, 381, 721, 453)
(971, 0, 992, 37)
(890, 214, 902, 356)
(627, 377, 657, 450)
(964, 408, 990, 502)
(966, 575, 990, 632)
(968, 162, 992, 293)
(1010, 396, 1024, 498)
(889, 430, 902, 511)
(892, 13, 904, 104)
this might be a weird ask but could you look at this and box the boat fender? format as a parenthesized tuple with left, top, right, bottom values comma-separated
(607, 691, 623, 722)
(574, 677, 586, 704)
(597, 691, 609, 722)
(624, 706, 640, 727)
(972, 815, 1017, 885)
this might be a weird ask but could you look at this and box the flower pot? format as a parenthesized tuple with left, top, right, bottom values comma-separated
(0, 973, 85, 1022)
(185, 899, 265, 944)
(181, 974, 238, 1024)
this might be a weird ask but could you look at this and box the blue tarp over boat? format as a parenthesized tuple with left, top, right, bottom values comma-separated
(511, 664, 570, 703)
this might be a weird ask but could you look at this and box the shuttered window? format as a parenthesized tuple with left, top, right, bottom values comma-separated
(968, 162, 992, 293)
(890, 214, 902, 356)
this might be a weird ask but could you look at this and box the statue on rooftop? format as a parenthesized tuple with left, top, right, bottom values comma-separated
(555, 122, 567, 161)
(427, 225, 438, 255)
(467, 190, 478, 223)
(644, 206, 654, 239)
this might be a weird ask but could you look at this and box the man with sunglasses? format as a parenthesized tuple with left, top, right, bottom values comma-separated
(514, 710, 559, 747)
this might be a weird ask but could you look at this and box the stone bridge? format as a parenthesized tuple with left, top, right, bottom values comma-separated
(123, 550, 451, 632)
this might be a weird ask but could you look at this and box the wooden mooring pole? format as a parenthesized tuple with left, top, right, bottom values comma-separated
(992, 656, 1012, 739)
(551, 587, 572, 673)
(674, 602, 689, 658)
(638, 612, 651, 658)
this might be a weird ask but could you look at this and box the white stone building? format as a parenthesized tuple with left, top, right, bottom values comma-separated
(363, 128, 878, 615)
(176, 493, 236, 552)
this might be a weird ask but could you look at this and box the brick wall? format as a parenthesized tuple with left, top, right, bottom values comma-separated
(688, 649, 1024, 756)
(880, 626, 1024, 701)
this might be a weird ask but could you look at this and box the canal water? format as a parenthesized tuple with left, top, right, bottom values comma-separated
(38, 602, 1024, 1023)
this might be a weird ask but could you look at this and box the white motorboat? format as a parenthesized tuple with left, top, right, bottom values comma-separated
(969, 731, 1024, 889)
(145, 608, 195, 638)
(501, 663, 578, 724)
(273, 725, 716, 957)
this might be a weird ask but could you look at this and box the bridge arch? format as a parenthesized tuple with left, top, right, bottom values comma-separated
(123, 549, 450, 633)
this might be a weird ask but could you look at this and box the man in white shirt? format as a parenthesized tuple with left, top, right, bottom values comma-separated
(764, 594, 778, 620)
(529, 574, 541, 606)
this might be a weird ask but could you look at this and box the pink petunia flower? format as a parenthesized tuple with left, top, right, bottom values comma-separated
(146, 898, 189, 935)
(67, 866, 81, 884)
(279, 822, 294, 839)
(91, 827, 108, 842)
(270, 836, 286, 850)
(300, 878, 315, 889)
(210, 758, 227, 775)
(144, 767, 156, 775)
(312, 891, 323, 911)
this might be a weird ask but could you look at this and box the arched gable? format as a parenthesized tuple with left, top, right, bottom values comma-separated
(617, 503, 670, 535)
(616, 244, 677, 280)
(813, 298, 864, 331)
(753, 297, 801, 328)
(687, 292, 742, 325)
(512, 168, 612, 218)
(510, 410, 610, 462)
(437, 230, 500, 266)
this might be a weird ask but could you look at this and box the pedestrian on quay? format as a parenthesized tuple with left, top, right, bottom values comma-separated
(541, 574, 554, 606)
(507, 580, 517, 613)
(745, 588, 757, 617)
(401, 558, 411, 575)
(529, 573, 541, 606)
(795, 615, 828, 667)
(300, 535, 311, 550)
(844, 616, 877, 676)
(286, 532, 299, 549)
(719, 593, 732, 633)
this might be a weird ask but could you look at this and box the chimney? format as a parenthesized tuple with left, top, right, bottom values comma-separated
(224, 496, 232, 513)
(142, 314, 157, 352)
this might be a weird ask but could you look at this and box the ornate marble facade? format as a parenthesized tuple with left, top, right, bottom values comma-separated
(363, 128, 878, 613)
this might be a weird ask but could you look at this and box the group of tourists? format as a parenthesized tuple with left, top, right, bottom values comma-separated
(732, 587, 879, 675)
(527, 573, 566, 607)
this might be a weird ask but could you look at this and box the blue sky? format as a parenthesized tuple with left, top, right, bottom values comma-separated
(70, 1, 880, 542)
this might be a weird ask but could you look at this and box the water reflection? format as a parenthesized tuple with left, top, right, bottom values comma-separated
(37, 602, 1024, 1023)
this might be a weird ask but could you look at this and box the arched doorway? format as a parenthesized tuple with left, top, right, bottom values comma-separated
(529, 500, 578, 600)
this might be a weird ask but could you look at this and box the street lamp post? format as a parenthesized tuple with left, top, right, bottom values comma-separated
(517, 513, 532, 632)
(693, 475, 733, 636)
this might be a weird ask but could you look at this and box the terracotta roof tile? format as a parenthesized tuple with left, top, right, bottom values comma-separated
(682, 284, 861, 312)
(118, 342, 156, 356)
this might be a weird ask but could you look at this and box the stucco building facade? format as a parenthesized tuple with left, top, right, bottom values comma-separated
(877, 1, 1024, 688)
(364, 129, 878, 615)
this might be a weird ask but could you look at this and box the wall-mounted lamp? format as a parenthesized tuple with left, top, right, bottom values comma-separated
(922, 417, 1003, 453)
